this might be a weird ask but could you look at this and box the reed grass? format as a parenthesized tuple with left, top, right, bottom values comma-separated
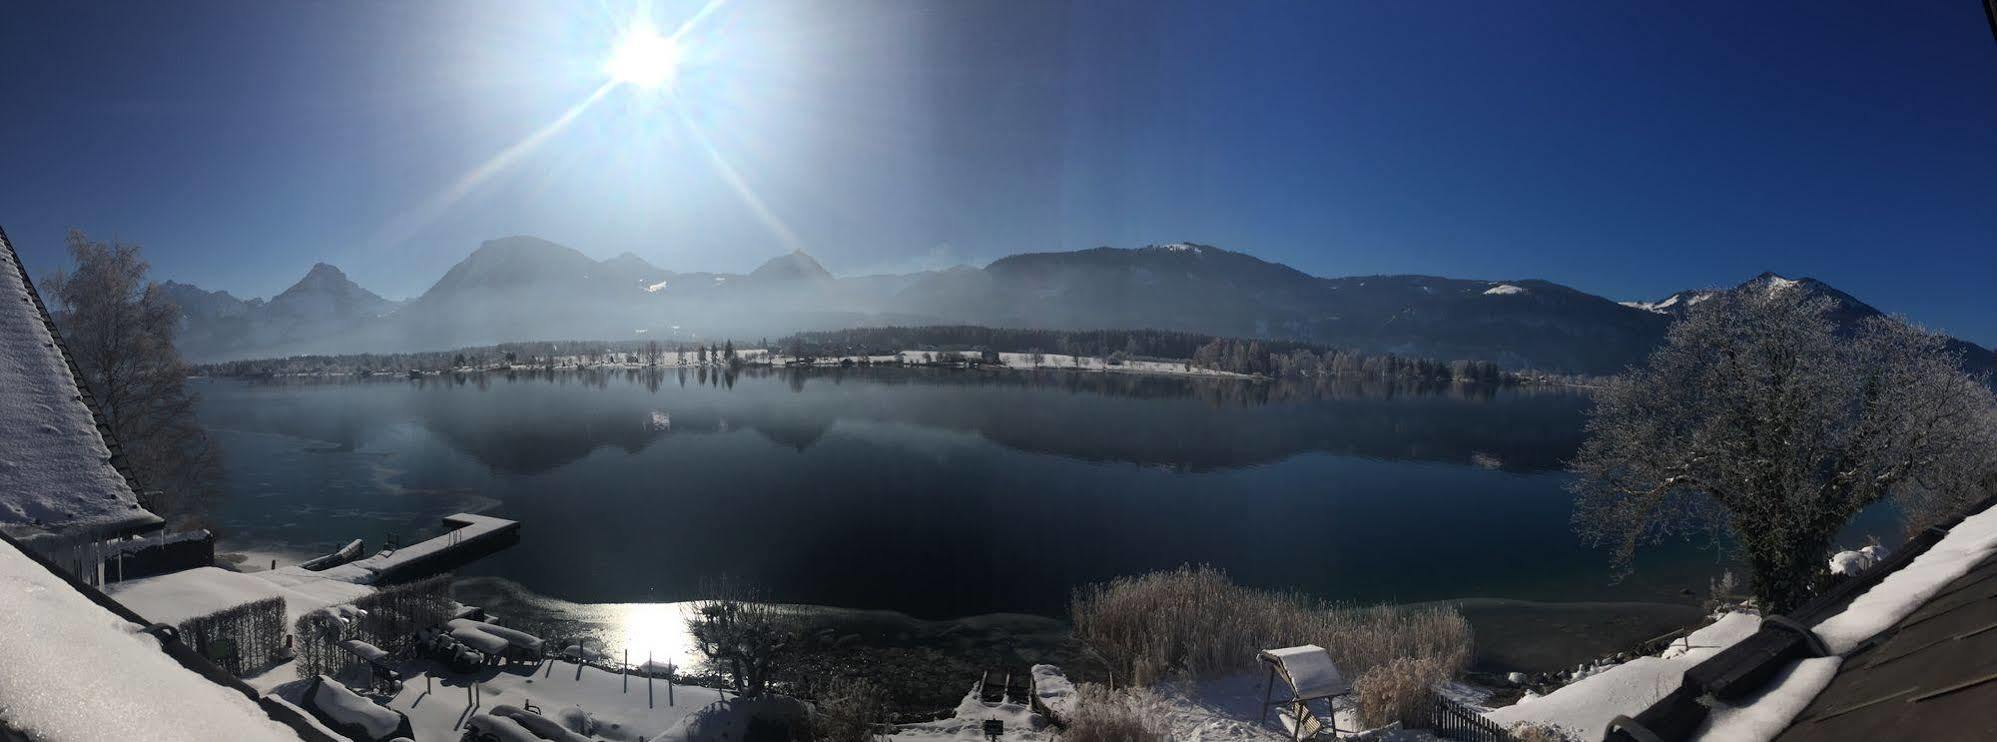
(1070, 564, 1471, 688)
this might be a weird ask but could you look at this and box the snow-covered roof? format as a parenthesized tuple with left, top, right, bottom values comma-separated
(1497, 498, 1997, 742)
(0, 230, 162, 543)
(0, 537, 306, 741)
(1485, 612, 1763, 737)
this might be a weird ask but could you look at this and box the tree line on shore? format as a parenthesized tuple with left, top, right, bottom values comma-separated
(783, 325, 1521, 384)
(201, 337, 761, 377)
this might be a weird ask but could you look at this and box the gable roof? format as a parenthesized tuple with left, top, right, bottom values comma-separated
(0, 227, 162, 543)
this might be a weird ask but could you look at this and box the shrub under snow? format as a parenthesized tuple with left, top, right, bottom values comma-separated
(1062, 684, 1169, 742)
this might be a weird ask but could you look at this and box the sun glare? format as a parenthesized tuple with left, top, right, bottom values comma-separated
(606, 27, 682, 90)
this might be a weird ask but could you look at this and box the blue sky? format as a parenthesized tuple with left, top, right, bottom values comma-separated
(3, 1, 1994, 344)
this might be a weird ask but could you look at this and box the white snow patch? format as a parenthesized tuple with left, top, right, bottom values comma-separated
(1827, 545, 1888, 577)
(645, 280, 669, 293)
(0, 539, 305, 741)
(1483, 284, 1527, 296)
(1484, 612, 1762, 739)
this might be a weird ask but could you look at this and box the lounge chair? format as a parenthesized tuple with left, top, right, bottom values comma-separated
(1258, 645, 1351, 740)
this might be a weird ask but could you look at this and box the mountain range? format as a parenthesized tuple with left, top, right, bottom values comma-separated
(160, 236, 1996, 376)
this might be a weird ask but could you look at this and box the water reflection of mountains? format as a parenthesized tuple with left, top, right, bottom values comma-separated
(220, 368, 1590, 476)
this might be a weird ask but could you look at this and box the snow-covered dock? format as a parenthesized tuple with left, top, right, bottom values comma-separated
(303, 513, 519, 586)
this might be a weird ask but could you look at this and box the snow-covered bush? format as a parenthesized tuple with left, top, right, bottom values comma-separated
(294, 574, 454, 678)
(688, 581, 797, 697)
(1062, 684, 1167, 742)
(1070, 564, 1470, 686)
(810, 678, 889, 742)
(177, 596, 286, 676)
(1353, 655, 1449, 729)
(294, 608, 351, 678)
(1507, 722, 1574, 742)
(351, 574, 454, 653)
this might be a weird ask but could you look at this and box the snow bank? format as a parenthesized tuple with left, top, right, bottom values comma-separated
(1815, 503, 1997, 654)
(1483, 284, 1527, 296)
(0, 237, 162, 541)
(0, 538, 303, 741)
(1483, 612, 1762, 739)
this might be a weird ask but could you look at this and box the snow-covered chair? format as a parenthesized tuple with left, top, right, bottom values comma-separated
(488, 704, 593, 742)
(300, 674, 413, 742)
(448, 618, 544, 663)
(463, 712, 544, 742)
(1258, 645, 1352, 740)
(339, 639, 402, 692)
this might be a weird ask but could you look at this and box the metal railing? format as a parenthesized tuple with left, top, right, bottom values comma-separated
(1433, 696, 1516, 742)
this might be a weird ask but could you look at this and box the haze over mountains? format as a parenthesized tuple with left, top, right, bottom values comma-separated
(160, 236, 1996, 376)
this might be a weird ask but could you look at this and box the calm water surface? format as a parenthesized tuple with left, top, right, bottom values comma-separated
(194, 368, 1761, 621)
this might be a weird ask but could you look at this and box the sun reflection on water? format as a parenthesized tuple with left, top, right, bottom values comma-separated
(600, 602, 701, 670)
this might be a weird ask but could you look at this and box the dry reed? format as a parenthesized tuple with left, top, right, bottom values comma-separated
(1070, 564, 1471, 688)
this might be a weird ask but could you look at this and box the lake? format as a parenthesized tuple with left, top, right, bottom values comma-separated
(193, 367, 1777, 625)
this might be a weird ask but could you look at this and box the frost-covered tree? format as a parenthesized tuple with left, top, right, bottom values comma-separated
(1570, 285, 1997, 614)
(687, 581, 795, 697)
(43, 230, 221, 527)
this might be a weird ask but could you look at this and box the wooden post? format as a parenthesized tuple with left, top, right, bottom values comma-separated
(624, 648, 630, 693)
(647, 651, 654, 708)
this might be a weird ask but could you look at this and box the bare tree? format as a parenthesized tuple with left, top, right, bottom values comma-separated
(686, 580, 797, 697)
(1570, 285, 1997, 613)
(43, 230, 221, 528)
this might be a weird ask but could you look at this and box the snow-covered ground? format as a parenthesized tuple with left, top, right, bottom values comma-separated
(890, 665, 1446, 742)
(0, 236, 163, 543)
(0, 538, 305, 741)
(344, 656, 736, 741)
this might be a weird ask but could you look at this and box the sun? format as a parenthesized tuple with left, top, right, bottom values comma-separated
(606, 26, 682, 91)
